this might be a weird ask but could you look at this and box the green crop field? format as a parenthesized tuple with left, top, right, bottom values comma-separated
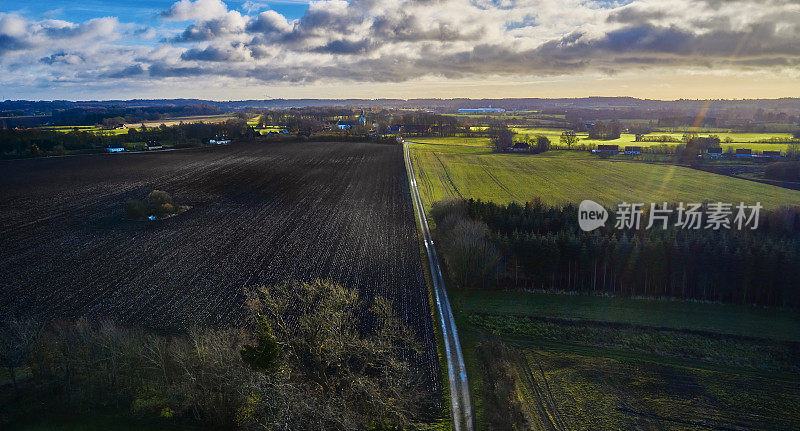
(454, 290, 800, 430)
(408, 142, 800, 210)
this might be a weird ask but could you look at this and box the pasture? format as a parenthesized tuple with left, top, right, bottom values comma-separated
(38, 125, 131, 136)
(452, 290, 800, 342)
(455, 291, 800, 430)
(407, 142, 800, 210)
(0, 142, 438, 385)
(123, 114, 239, 128)
(36, 114, 247, 136)
(512, 127, 796, 152)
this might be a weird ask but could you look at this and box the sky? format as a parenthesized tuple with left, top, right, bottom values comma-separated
(0, 0, 798, 101)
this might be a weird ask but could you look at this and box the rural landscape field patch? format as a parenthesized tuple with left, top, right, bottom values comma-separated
(0, 141, 438, 384)
(409, 143, 800, 210)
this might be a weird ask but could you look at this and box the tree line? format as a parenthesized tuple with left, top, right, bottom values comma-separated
(0, 105, 223, 129)
(431, 199, 800, 308)
(0, 280, 429, 429)
(0, 119, 257, 157)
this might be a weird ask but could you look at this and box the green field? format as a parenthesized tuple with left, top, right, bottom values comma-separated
(408, 136, 491, 147)
(37, 125, 144, 136)
(511, 127, 796, 152)
(408, 142, 800, 210)
(409, 135, 800, 429)
(451, 290, 800, 342)
(454, 290, 800, 430)
(254, 125, 286, 134)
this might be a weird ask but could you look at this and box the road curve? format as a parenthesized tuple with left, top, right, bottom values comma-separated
(403, 142, 474, 431)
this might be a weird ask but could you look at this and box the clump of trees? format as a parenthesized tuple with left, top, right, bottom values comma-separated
(532, 135, 551, 153)
(432, 198, 800, 308)
(787, 143, 800, 160)
(431, 200, 501, 289)
(242, 279, 426, 429)
(681, 134, 721, 162)
(124, 190, 188, 220)
(0, 280, 427, 430)
(559, 130, 579, 149)
(488, 121, 514, 152)
(587, 121, 621, 140)
(635, 134, 681, 143)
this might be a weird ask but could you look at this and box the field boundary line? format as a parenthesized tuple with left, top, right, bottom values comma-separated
(404, 143, 473, 431)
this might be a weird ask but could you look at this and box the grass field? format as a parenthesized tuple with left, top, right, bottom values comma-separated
(36, 114, 246, 136)
(124, 114, 238, 128)
(254, 125, 286, 134)
(408, 142, 800, 210)
(451, 290, 800, 342)
(408, 136, 800, 429)
(512, 127, 796, 152)
(454, 290, 800, 430)
(38, 125, 131, 135)
(409, 136, 491, 147)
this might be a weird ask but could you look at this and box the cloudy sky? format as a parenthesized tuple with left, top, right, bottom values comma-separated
(1, 0, 798, 100)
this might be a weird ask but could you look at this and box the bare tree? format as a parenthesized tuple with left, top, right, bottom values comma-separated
(244, 279, 426, 430)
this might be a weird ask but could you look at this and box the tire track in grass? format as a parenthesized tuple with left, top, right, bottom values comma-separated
(431, 150, 463, 200)
(516, 351, 569, 431)
(475, 154, 516, 201)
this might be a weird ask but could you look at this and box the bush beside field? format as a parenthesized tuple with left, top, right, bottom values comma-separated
(0, 280, 428, 430)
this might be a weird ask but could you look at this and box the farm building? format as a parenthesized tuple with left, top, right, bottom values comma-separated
(511, 141, 531, 152)
(624, 146, 642, 155)
(762, 150, 782, 158)
(385, 124, 402, 134)
(106, 145, 125, 153)
(209, 136, 231, 145)
(593, 144, 619, 154)
(736, 149, 752, 157)
(144, 141, 163, 150)
(337, 120, 359, 130)
(704, 147, 723, 158)
(457, 106, 506, 113)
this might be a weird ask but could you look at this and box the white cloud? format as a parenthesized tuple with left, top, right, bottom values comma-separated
(242, 1, 270, 14)
(161, 0, 229, 21)
(2, 0, 800, 93)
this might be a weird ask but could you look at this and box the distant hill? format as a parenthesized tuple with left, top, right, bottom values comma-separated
(3, 97, 800, 113)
